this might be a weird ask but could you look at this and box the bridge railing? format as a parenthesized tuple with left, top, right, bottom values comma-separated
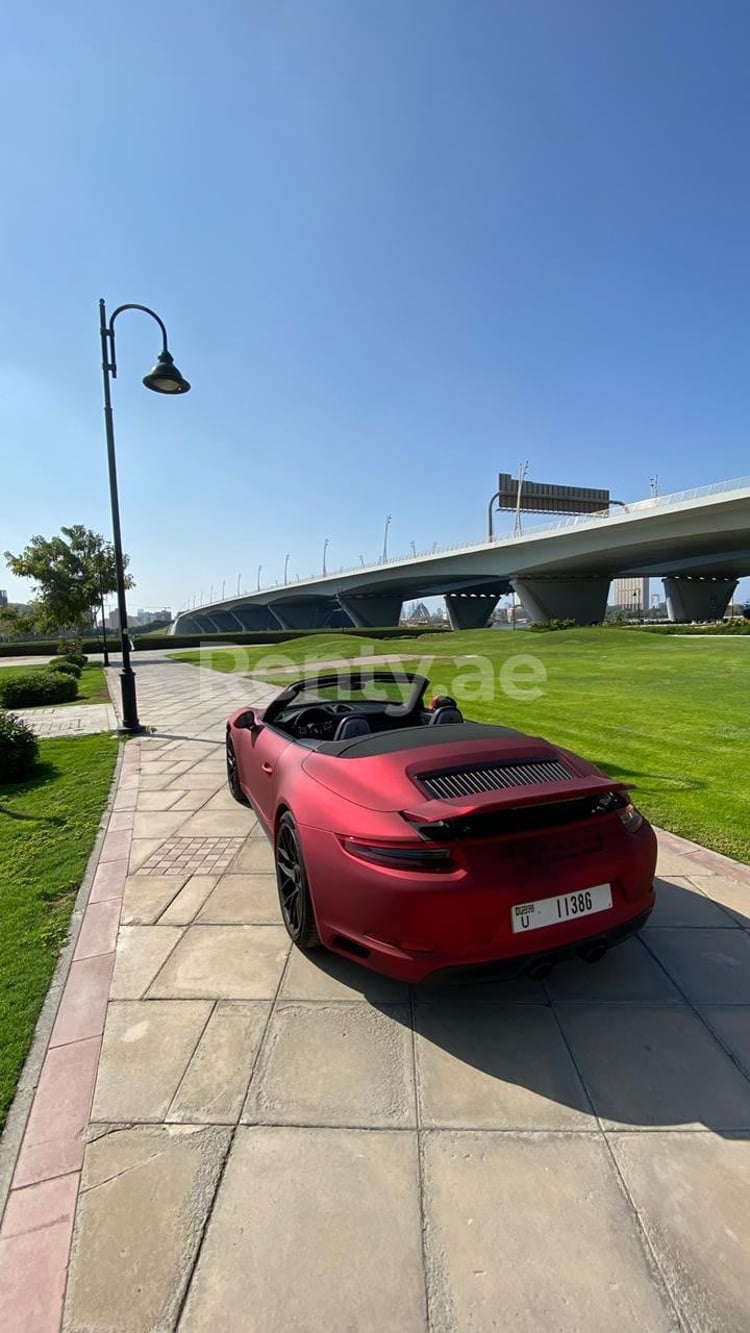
(179, 474, 750, 608)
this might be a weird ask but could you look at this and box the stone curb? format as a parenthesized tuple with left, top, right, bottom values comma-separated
(0, 740, 137, 1333)
(0, 743, 125, 1223)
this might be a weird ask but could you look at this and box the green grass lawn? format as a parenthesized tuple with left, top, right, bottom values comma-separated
(0, 734, 118, 1129)
(176, 629, 750, 863)
(0, 663, 109, 706)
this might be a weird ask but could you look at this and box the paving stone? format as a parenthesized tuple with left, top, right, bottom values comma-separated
(50, 952, 115, 1047)
(698, 1005, 750, 1077)
(243, 1002, 415, 1127)
(169, 789, 213, 812)
(74, 899, 121, 961)
(178, 1126, 426, 1333)
(645, 928, 750, 1003)
(110, 925, 184, 999)
(182, 808, 256, 837)
(168, 1001, 270, 1123)
(415, 1003, 593, 1129)
(89, 856, 128, 903)
(231, 836, 275, 873)
(113, 787, 137, 811)
(64, 1125, 230, 1333)
(159, 875, 218, 925)
(149, 924, 289, 999)
(93, 1000, 212, 1121)
(611, 1132, 750, 1333)
(655, 848, 703, 877)
(133, 810, 191, 840)
(136, 835, 244, 877)
(0, 1173, 79, 1333)
(135, 789, 188, 811)
(557, 1004, 750, 1130)
(686, 873, 750, 926)
(137, 772, 183, 791)
(422, 1132, 678, 1333)
(15, 1037, 101, 1187)
(121, 873, 190, 924)
(165, 771, 225, 790)
(128, 837, 168, 872)
(545, 937, 681, 1002)
(108, 809, 135, 832)
(416, 974, 547, 1004)
(196, 873, 280, 923)
(643, 876, 739, 929)
(279, 945, 410, 1002)
(201, 787, 259, 815)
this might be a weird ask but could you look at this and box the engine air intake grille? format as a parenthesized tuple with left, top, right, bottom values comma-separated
(420, 759, 574, 801)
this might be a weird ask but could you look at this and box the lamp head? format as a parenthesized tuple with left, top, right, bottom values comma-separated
(143, 350, 190, 394)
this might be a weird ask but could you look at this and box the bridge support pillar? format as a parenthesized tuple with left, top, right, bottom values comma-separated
(271, 600, 347, 630)
(338, 594, 403, 628)
(663, 576, 738, 623)
(445, 591, 500, 630)
(511, 576, 610, 625)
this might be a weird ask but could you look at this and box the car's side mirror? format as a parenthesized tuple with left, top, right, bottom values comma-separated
(237, 710, 257, 730)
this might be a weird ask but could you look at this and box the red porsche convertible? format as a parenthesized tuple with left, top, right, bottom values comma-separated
(226, 670, 656, 983)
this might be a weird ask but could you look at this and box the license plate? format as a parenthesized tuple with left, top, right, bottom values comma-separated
(511, 884, 613, 933)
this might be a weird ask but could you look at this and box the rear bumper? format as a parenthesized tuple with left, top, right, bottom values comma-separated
(421, 908, 653, 985)
(300, 818, 657, 984)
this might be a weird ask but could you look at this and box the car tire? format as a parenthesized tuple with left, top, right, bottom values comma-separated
(226, 734, 250, 806)
(275, 811, 321, 950)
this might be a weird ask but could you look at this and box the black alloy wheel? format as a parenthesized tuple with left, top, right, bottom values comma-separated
(275, 811, 321, 949)
(226, 733, 250, 805)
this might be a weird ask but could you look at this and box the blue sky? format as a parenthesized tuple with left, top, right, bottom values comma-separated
(2, 0, 749, 612)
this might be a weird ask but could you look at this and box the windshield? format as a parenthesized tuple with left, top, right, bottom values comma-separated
(264, 671, 428, 723)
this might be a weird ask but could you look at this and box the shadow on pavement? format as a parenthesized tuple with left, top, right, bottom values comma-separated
(297, 876, 750, 1137)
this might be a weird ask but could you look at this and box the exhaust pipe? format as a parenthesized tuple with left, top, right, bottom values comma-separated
(580, 941, 608, 964)
(527, 960, 553, 980)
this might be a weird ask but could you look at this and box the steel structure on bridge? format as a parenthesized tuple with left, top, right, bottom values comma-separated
(171, 476, 750, 634)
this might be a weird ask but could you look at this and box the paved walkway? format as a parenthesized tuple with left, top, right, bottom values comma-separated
(13, 703, 117, 738)
(1, 659, 750, 1332)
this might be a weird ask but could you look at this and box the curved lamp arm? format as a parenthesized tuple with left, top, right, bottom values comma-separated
(100, 300, 170, 378)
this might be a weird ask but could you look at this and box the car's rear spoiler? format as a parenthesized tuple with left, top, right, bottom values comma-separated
(402, 775, 631, 827)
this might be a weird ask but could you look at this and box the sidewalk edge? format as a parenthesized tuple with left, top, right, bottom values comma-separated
(0, 742, 125, 1226)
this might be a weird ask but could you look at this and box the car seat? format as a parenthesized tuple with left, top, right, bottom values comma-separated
(333, 715, 371, 741)
(428, 705, 464, 725)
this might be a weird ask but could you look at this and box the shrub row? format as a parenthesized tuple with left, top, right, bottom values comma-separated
(641, 619, 750, 636)
(0, 709, 39, 782)
(0, 670, 79, 709)
(0, 625, 449, 657)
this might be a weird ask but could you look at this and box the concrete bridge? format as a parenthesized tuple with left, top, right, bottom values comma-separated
(171, 476, 750, 633)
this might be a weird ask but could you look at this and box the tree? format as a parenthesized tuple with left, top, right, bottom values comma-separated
(4, 525, 134, 636)
(0, 604, 39, 641)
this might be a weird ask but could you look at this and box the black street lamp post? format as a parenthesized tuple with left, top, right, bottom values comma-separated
(99, 299, 190, 732)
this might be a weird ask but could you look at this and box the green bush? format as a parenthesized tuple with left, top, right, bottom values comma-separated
(0, 710, 39, 782)
(54, 651, 88, 669)
(528, 618, 578, 633)
(49, 659, 83, 679)
(0, 670, 78, 709)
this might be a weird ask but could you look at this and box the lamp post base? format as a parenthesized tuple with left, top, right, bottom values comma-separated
(118, 668, 143, 734)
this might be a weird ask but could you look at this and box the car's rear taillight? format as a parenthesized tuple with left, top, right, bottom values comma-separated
(618, 802, 644, 833)
(340, 837, 455, 872)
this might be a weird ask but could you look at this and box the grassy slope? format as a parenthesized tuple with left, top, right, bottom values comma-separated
(0, 663, 109, 706)
(0, 734, 118, 1128)
(177, 629, 749, 863)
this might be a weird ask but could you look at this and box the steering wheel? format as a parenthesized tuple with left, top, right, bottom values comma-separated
(294, 706, 333, 739)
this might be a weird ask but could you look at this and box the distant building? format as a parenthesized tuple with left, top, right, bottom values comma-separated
(135, 608, 172, 626)
(0, 590, 7, 607)
(611, 576, 650, 613)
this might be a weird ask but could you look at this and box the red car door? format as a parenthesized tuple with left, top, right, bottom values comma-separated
(237, 723, 292, 829)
